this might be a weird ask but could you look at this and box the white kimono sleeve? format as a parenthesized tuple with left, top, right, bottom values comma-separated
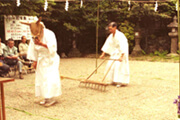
(118, 32, 128, 54)
(44, 29, 57, 55)
(101, 34, 114, 55)
(27, 39, 38, 61)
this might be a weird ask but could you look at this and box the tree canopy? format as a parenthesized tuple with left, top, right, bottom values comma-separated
(0, 0, 178, 55)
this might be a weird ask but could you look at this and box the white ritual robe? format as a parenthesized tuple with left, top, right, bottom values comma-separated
(101, 30, 130, 84)
(27, 28, 61, 98)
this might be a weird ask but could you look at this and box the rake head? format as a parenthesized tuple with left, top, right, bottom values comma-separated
(79, 80, 108, 92)
(60, 76, 109, 91)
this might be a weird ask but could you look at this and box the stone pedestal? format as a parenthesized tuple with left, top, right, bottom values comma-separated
(167, 35, 178, 56)
(131, 35, 142, 56)
(169, 34, 178, 53)
(167, 16, 178, 57)
(68, 40, 81, 57)
(68, 48, 81, 57)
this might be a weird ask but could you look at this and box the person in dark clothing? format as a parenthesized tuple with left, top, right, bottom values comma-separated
(0, 55, 10, 77)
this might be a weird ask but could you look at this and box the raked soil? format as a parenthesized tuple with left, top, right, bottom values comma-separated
(4, 58, 179, 120)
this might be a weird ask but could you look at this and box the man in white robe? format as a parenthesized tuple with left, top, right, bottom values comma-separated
(21, 17, 61, 106)
(100, 22, 130, 87)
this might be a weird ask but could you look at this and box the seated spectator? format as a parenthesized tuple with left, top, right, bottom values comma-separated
(0, 37, 6, 56)
(3, 38, 24, 79)
(18, 36, 29, 61)
(0, 37, 10, 76)
(19, 36, 32, 68)
(0, 55, 10, 77)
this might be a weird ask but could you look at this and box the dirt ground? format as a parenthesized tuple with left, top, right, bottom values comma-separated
(3, 58, 179, 120)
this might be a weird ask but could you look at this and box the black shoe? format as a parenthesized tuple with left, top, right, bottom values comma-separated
(19, 73, 24, 79)
(0, 74, 4, 77)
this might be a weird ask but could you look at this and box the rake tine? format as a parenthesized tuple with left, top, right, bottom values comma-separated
(94, 84, 96, 89)
(101, 85, 104, 91)
(84, 82, 87, 87)
(94, 84, 97, 89)
(99, 85, 102, 91)
(83, 82, 86, 87)
(91, 83, 93, 88)
(103, 86, 105, 91)
(98, 85, 100, 89)
(89, 83, 91, 88)
(95, 84, 97, 89)
(95, 85, 98, 89)
(80, 82, 86, 88)
(103, 85, 106, 92)
(86, 83, 88, 88)
(79, 82, 82, 87)
(89, 83, 91, 87)
(93, 83, 95, 88)
(79, 81, 84, 87)
(98, 85, 100, 90)
(81, 82, 84, 87)
(101, 85, 103, 91)
(102, 85, 104, 91)
(93, 84, 95, 88)
(90, 83, 92, 88)
(102, 86, 104, 91)
(88, 83, 91, 88)
(90, 83, 93, 88)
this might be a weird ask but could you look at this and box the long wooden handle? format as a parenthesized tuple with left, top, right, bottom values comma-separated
(102, 60, 115, 82)
(86, 58, 121, 80)
(61, 58, 120, 82)
(60, 76, 83, 81)
(106, 59, 120, 61)
(86, 58, 108, 80)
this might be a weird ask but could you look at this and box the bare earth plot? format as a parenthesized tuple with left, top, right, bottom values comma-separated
(4, 58, 179, 120)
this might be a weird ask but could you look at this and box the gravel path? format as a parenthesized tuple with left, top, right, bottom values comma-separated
(4, 58, 179, 120)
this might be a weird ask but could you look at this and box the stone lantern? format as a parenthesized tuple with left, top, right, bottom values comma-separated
(131, 23, 142, 56)
(68, 33, 81, 57)
(167, 16, 178, 56)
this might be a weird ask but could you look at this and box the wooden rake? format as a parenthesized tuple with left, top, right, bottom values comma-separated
(61, 58, 119, 91)
(79, 58, 120, 91)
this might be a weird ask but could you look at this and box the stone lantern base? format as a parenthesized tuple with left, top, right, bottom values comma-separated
(68, 48, 82, 57)
(167, 53, 179, 57)
(131, 50, 143, 56)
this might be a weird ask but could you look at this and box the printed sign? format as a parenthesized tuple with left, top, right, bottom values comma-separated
(4, 15, 38, 40)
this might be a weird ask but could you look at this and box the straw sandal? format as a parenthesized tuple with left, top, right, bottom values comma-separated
(44, 100, 56, 107)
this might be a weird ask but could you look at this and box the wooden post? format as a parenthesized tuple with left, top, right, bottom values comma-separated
(95, 0, 100, 73)
(1, 83, 5, 120)
(178, 0, 179, 45)
(0, 84, 1, 120)
(177, 0, 180, 97)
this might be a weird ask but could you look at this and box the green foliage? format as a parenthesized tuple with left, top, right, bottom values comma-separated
(141, 50, 146, 55)
(158, 1, 177, 17)
(63, 22, 80, 33)
(0, 0, 178, 54)
(172, 56, 179, 61)
(153, 50, 169, 57)
(177, 50, 180, 54)
(149, 50, 169, 58)
(119, 21, 135, 48)
(150, 34, 156, 40)
(149, 53, 154, 57)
